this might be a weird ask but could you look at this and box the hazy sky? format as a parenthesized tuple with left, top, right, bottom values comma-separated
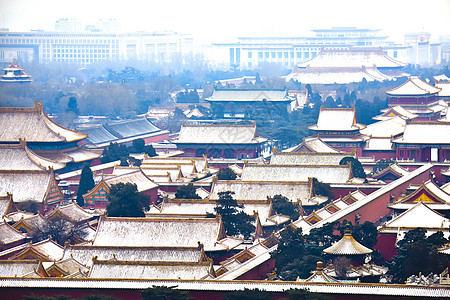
(1, 0, 449, 44)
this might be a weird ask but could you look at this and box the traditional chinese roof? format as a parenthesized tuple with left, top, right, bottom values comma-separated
(9, 239, 64, 262)
(361, 116, 406, 138)
(436, 81, 450, 97)
(270, 150, 351, 165)
(363, 137, 394, 151)
(296, 49, 406, 69)
(241, 164, 352, 184)
(173, 122, 267, 144)
(105, 118, 161, 139)
(372, 164, 410, 181)
(295, 164, 434, 235)
(381, 201, 449, 231)
(438, 244, 450, 255)
(392, 122, 450, 144)
(214, 237, 278, 280)
(62, 245, 208, 267)
(43, 257, 89, 277)
(104, 169, 158, 192)
(388, 180, 450, 210)
(386, 76, 442, 96)
(324, 263, 388, 279)
(11, 213, 48, 233)
(309, 107, 364, 132)
(205, 89, 292, 102)
(184, 106, 205, 118)
(0, 194, 18, 217)
(283, 137, 341, 153)
(0, 260, 46, 277)
(78, 124, 117, 145)
(0, 221, 27, 246)
(0, 170, 57, 203)
(46, 202, 95, 224)
(323, 228, 372, 255)
(88, 258, 215, 280)
(285, 66, 395, 85)
(92, 216, 227, 252)
(0, 101, 86, 143)
(151, 198, 275, 226)
(0, 142, 66, 171)
(302, 261, 340, 283)
(1, 61, 33, 83)
(374, 106, 419, 121)
(209, 180, 311, 202)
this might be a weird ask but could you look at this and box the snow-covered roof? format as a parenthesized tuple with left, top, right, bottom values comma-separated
(374, 106, 419, 121)
(205, 89, 291, 102)
(360, 116, 406, 138)
(92, 216, 227, 252)
(10, 239, 64, 261)
(0, 260, 44, 277)
(436, 82, 450, 97)
(392, 122, 450, 145)
(0, 170, 54, 203)
(105, 169, 158, 192)
(309, 107, 363, 132)
(284, 137, 341, 153)
(241, 164, 352, 184)
(388, 180, 450, 210)
(89, 258, 214, 280)
(363, 138, 393, 151)
(0, 142, 66, 171)
(386, 76, 441, 96)
(62, 245, 207, 267)
(0, 221, 27, 246)
(173, 122, 267, 144)
(296, 49, 406, 69)
(323, 229, 372, 255)
(209, 180, 311, 202)
(0, 101, 86, 143)
(270, 151, 351, 165)
(47, 202, 95, 223)
(380, 201, 449, 230)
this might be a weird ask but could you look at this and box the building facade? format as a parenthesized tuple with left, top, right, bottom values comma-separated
(0, 30, 194, 65)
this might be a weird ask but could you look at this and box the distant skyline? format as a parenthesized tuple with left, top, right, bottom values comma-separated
(1, 0, 449, 44)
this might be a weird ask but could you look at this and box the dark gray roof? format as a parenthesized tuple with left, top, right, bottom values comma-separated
(79, 125, 118, 145)
(105, 118, 161, 139)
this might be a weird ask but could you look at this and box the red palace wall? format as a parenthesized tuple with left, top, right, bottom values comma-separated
(362, 151, 396, 161)
(236, 258, 276, 280)
(375, 233, 398, 261)
(338, 168, 432, 225)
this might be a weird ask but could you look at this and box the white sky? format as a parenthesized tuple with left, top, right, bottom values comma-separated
(1, 0, 449, 44)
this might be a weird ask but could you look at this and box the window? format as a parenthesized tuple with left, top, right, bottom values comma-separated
(258, 52, 263, 59)
(393, 51, 398, 58)
(290, 52, 294, 58)
(265, 52, 269, 59)
(297, 52, 301, 58)
(271, 52, 276, 58)
(248, 52, 252, 59)
(277, 52, 282, 58)
(284, 51, 288, 58)
(304, 52, 309, 59)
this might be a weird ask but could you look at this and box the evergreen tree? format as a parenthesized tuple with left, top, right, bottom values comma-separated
(222, 288, 271, 300)
(106, 183, 150, 217)
(216, 167, 237, 180)
(272, 194, 300, 221)
(339, 157, 366, 180)
(140, 285, 192, 300)
(214, 191, 255, 239)
(175, 183, 201, 199)
(67, 96, 79, 114)
(311, 178, 334, 201)
(388, 228, 448, 283)
(77, 165, 95, 207)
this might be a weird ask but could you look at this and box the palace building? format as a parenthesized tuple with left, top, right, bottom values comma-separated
(0, 61, 32, 83)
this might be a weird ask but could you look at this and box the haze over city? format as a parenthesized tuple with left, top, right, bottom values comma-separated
(1, 0, 450, 43)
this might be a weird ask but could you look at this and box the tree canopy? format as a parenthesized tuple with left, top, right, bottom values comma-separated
(175, 183, 201, 199)
(214, 191, 255, 239)
(216, 167, 237, 180)
(106, 183, 150, 217)
(77, 165, 95, 207)
(272, 194, 300, 221)
(339, 157, 366, 180)
(140, 285, 192, 300)
(387, 228, 448, 283)
(311, 178, 334, 201)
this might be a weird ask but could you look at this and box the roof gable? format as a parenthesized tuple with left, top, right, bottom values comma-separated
(0, 101, 86, 143)
(382, 201, 449, 229)
(309, 107, 362, 132)
(386, 76, 441, 96)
